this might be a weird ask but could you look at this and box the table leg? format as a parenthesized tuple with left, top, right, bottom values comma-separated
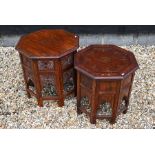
(32, 60, 43, 107)
(90, 80, 97, 124)
(19, 54, 31, 98)
(77, 72, 82, 114)
(123, 73, 135, 114)
(56, 60, 64, 107)
(110, 80, 122, 124)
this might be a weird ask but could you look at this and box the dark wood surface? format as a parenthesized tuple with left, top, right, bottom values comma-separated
(75, 45, 139, 124)
(75, 45, 139, 79)
(16, 29, 79, 107)
(16, 29, 79, 59)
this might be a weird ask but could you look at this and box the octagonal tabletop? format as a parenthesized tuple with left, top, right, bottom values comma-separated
(16, 29, 79, 59)
(75, 45, 139, 79)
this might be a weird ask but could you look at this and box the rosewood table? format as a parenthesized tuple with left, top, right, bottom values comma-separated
(75, 45, 139, 124)
(16, 29, 79, 107)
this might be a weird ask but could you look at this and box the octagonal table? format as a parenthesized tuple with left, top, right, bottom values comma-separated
(16, 29, 79, 107)
(75, 45, 139, 124)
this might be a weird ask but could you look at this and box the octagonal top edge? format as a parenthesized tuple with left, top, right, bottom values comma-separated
(75, 44, 139, 79)
(15, 29, 79, 59)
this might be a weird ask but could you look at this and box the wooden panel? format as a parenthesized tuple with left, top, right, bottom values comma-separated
(61, 54, 74, 70)
(98, 81, 118, 92)
(38, 60, 54, 71)
(80, 73, 93, 89)
(121, 86, 130, 97)
(123, 75, 132, 87)
(22, 55, 31, 68)
(96, 94, 115, 117)
(63, 68, 74, 94)
(81, 85, 92, 97)
(39, 74, 57, 97)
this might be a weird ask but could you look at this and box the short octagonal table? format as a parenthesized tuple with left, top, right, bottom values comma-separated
(75, 45, 139, 124)
(16, 29, 79, 107)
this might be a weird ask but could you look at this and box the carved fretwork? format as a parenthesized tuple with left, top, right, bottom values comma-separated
(97, 95, 113, 116)
(97, 101, 112, 116)
(63, 69, 74, 93)
(40, 74, 57, 96)
(27, 79, 36, 93)
(118, 96, 128, 113)
(61, 54, 73, 69)
(38, 60, 54, 70)
(80, 96, 91, 113)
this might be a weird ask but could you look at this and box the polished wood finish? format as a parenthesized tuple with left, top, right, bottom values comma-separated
(16, 29, 79, 107)
(75, 45, 139, 124)
(16, 29, 79, 59)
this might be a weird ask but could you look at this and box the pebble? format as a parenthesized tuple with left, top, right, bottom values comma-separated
(0, 45, 154, 128)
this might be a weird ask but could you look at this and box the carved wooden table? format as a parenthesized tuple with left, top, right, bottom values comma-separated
(75, 45, 139, 124)
(16, 29, 79, 107)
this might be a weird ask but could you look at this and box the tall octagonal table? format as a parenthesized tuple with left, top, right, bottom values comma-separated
(75, 45, 139, 124)
(16, 29, 79, 107)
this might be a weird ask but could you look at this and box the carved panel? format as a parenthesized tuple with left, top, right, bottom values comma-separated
(81, 74, 93, 89)
(98, 81, 117, 92)
(38, 60, 54, 70)
(118, 99, 126, 114)
(97, 95, 113, 116)
(40, 74, 57, 96)
(63, 69, 74, 93)
(80, 96, 91, 113)
(61, 54, 73, 69)
(121, 86, 130, 98)
(123, 75, 132, 87)
(28, 79, 36, 93)
(24, 67, 33, 81)
(22, 55, 36, 93)
(22, 56, 31, 68)
(97, 102, 112, 116)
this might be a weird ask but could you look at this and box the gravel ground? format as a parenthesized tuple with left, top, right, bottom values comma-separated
(0, 45, 155, 129)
